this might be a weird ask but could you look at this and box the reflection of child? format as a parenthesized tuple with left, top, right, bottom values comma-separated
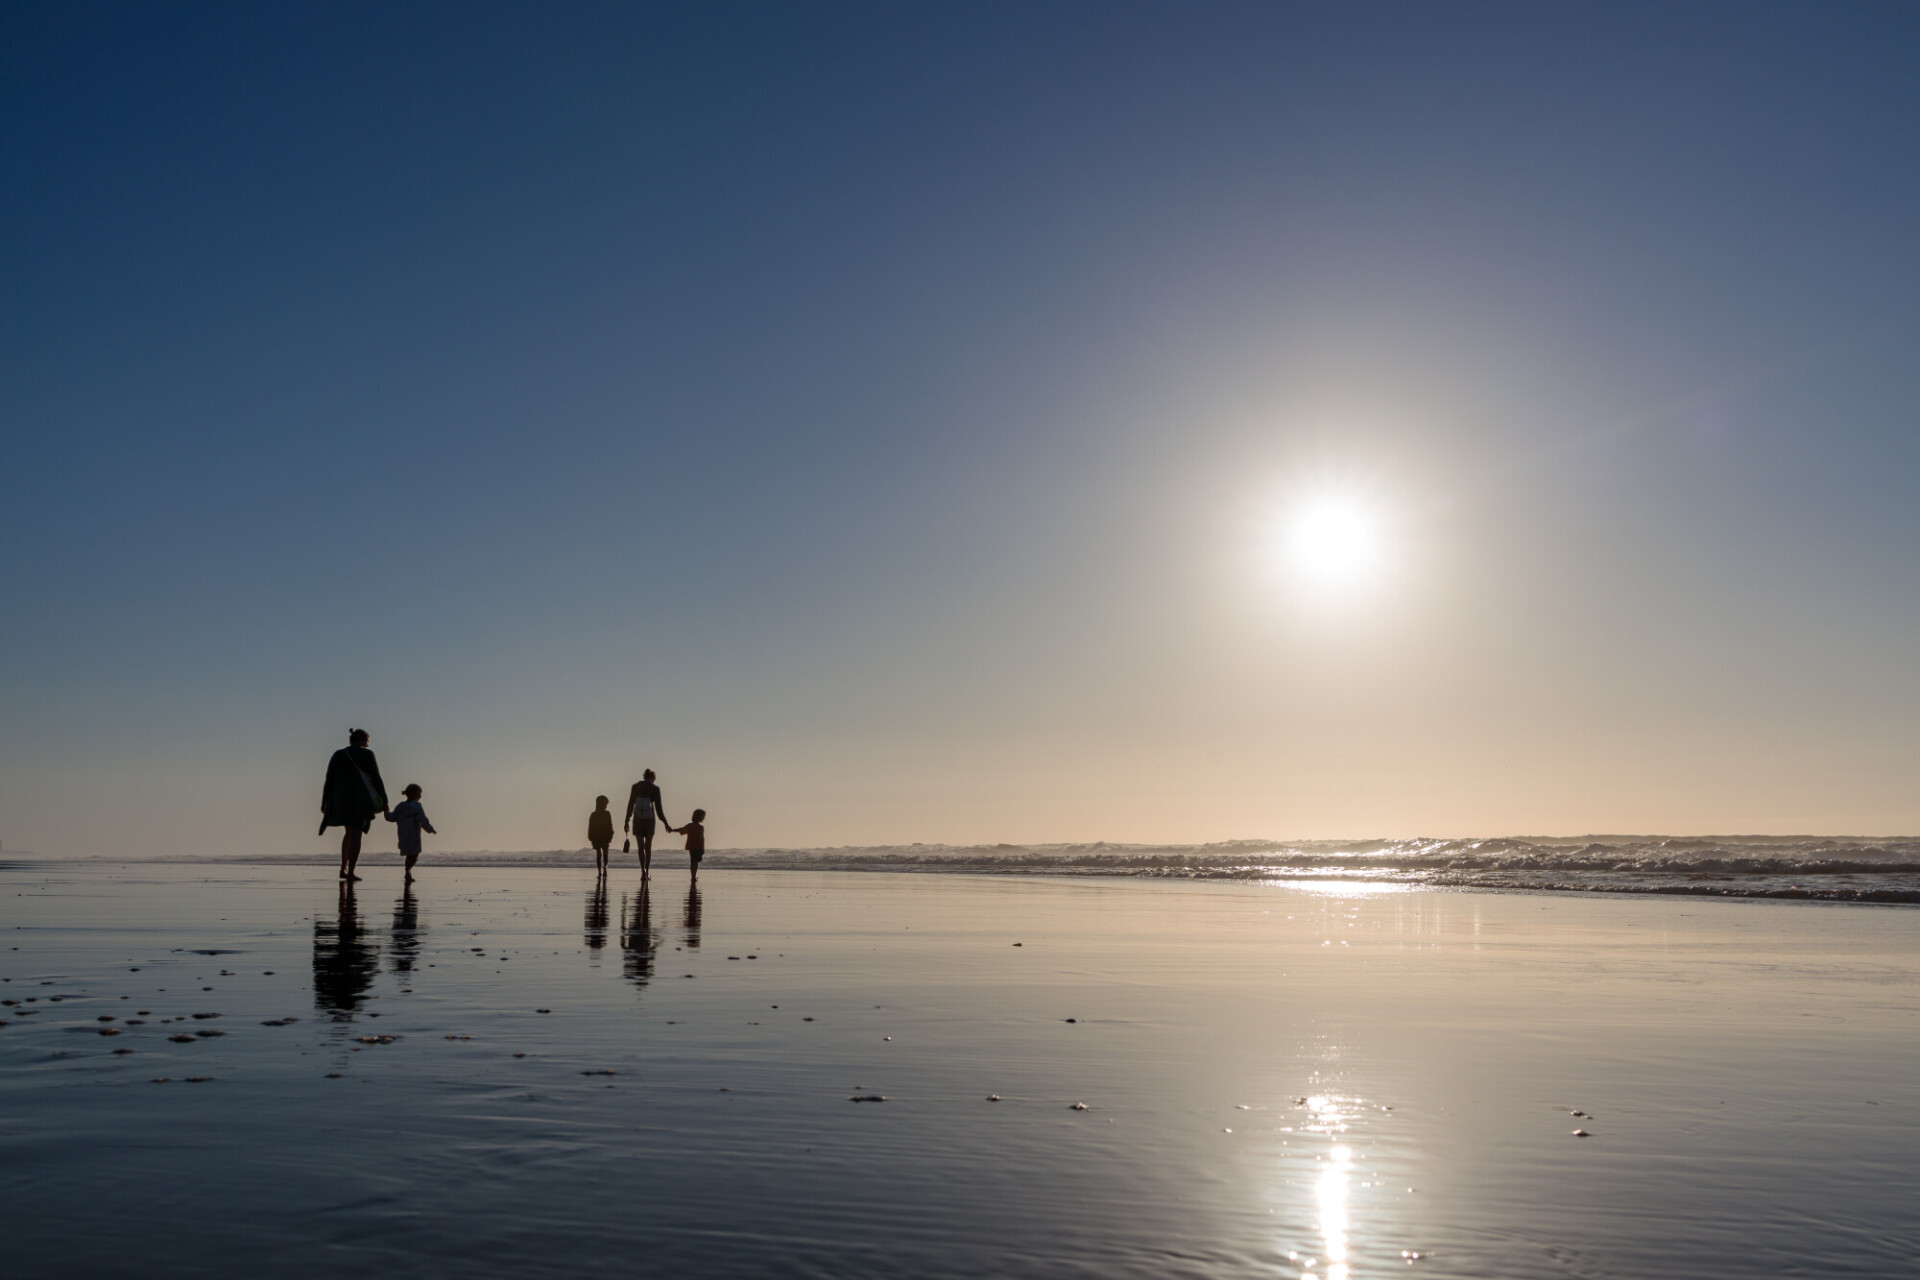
(672, 809, 706, 880)
(384, 784, 437, 881)
(588, 795, 615, 872)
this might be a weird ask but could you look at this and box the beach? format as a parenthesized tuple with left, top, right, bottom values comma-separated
(3, 863, 1916, 1278)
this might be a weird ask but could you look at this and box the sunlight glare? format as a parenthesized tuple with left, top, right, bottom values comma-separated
(1283, 494, 1385, 591)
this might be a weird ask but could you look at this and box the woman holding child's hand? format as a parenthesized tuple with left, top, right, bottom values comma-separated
(320, 728, 389, 882)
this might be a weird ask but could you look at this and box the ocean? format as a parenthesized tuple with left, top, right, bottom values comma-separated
(104, 834, 1920, 903)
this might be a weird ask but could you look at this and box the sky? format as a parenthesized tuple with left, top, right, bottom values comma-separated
(4, 2, 1919, 857)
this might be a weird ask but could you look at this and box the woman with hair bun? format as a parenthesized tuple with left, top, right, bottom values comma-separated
(320, 728, 389, 880)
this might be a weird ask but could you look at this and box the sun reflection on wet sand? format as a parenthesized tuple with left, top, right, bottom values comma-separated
(1298, 1095, 1355, 1280)
(1313, 1144, 1354, 1280)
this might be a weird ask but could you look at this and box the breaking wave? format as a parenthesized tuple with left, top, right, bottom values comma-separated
(86, 835, 1920, 903)
(705, 836, 1920, 903)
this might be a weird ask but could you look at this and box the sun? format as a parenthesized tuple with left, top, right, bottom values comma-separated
(1280, 493, 1386, 591)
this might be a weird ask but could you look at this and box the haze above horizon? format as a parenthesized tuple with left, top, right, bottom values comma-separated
(5, 3, 1919, 858)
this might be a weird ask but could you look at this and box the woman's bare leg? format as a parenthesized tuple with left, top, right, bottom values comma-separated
(342, 827, 364, 880)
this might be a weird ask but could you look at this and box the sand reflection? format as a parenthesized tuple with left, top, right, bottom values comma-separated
(682, 883, 702, 948)
(621, 885, 657, 990)
(584, 875, 609, 953)
(1299, 1096, 1354, 1280)
(313, 881, 376, 1019)
(389, 882, 422, 978)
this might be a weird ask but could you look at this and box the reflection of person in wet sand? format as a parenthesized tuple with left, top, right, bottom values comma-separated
(621, 885, 657, 989)
(314, 880, 377, 1018)
(624, 769, 671, 879)
(584, 876, 609, 951)
(320, 729, 389, 881)
(682, 881, 702, 949)
(390, 881, 422, 977)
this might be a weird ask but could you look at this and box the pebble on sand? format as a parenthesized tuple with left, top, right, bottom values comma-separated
(987, 1095, 1001, 1102)
(1063, 1018, 1076, 1023)
(1572, 1129, 1591, 1137)
(191, 1013, 220, 1020)
(1070, 1102, 1089, 1111)
(185, 1077, 212, 1083)
(168, 1035, 195, 1043)
(112, 1048, 134, 1055)
(537, 1008, 551, 1014)
(356, 1035, 396, 1045)
(195, 1030, 224, 1038)
(98, 1027, 120, 1036)
(849, 1095, 886, 1103)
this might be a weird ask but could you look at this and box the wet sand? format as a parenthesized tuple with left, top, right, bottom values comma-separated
(3, 864, 1916, 1278)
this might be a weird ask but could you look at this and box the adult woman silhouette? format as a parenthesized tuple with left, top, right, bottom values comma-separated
(320, 728, 389, 880)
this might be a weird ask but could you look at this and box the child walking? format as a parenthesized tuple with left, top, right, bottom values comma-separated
(672, 808, 706, 880)
(385, 783, 437, 881)
(588, 795, 615, 872)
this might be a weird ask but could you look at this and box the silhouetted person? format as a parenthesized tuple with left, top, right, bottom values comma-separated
(588, 795, 615, 872)
(624, 768, 671, 879)
(314, 880, 377, 1019)
(390, 882, 422, 976)
(671, 808, 707, 882)
(621, 885, 657, 989)
(585, 876, 609, 951)
(682, 880, 702, 949)
(384, 783, 436, 880)
(320, 728, 388, 881)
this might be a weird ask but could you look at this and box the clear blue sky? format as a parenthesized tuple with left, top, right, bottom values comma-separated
(5, 2, 1918, 856)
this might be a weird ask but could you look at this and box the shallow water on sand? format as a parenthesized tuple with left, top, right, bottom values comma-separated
(3, 864, 1916, 1278)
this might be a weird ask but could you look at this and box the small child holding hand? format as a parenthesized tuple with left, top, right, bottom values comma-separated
(385, 783, 437, 881)
(588, 795, 615, 872)
(672, 809, 706, 880)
